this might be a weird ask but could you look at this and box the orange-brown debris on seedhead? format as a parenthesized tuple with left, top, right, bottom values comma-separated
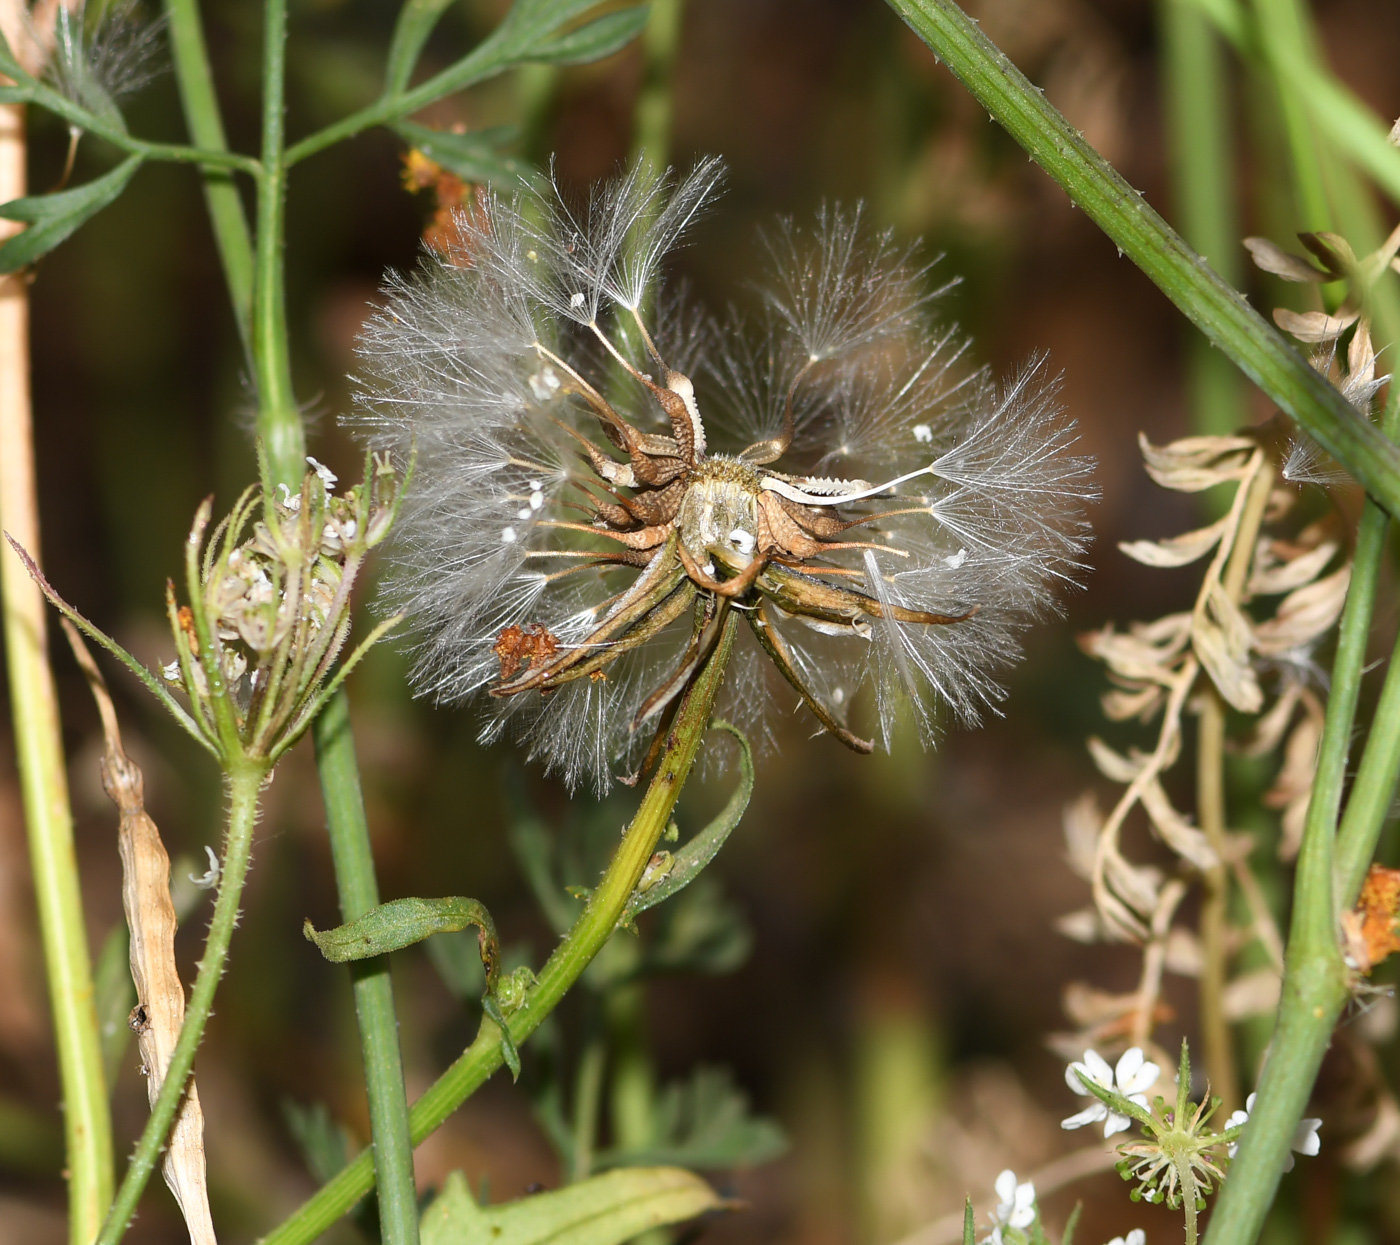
(401, 149, 474, 258)
(1346, 865, 1400, 973)
(493, 623, 560, 681)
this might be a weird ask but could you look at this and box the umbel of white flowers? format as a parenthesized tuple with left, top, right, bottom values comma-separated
(353, 157, 1096, 792)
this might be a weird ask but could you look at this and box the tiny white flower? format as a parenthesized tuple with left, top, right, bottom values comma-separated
(981, 1169, 1036, 1245)
(306, 456, 338, 491)
(161, 659, 181, 682)
(276, 482, 302, 512)
(1105, 1231, 1145, 1245)
(1062, 1047, 1159, 1138)
(1225, 1093, 1321, 1171)
(913, 423, 933, 443)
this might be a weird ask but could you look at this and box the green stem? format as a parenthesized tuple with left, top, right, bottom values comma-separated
(163, 0, 256, 355)
(1, 447, 113, 1241)
(253, 0, 303, 486)
(569, 1033, 606, 1183)
(631, 0, 686, 166)
(313, 689, 419, 1245)
(258, 612, 739, 1245)
(883, 0, 1400, 518)
(1203, 423, 1398, 1245)
(97, 762, 267, 1245)
(1196, 692, 1238, 1117)
(1161, 0, 1246, 441)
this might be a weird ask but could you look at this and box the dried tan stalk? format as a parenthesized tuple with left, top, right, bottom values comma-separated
(63, 620, 217, 1245)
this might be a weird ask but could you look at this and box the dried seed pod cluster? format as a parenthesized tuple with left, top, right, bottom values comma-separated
(354, 159, 1096, 791)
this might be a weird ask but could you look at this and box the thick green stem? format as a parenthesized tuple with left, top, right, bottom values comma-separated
(253, 0, 303, 485)
(258, 613, 739, 1245)
(0, 113, 113, 1239)
(1161, 0, 1246, 441)
(97, 762, 266, 1245)
(631, 0, 686, 166)
(163, 0, 256, 355)
(884, 0, 1400, 518)
(314, 690, 419, 1245)
(1203, 429, 1396, 1245)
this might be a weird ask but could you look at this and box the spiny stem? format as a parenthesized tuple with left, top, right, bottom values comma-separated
(96, 763, 267, 1245)
(257, 613, 739, 1245)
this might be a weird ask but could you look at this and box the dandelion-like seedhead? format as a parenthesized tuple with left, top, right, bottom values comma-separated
(353, 157, 1096, 792)
(48, 0, 164, 121)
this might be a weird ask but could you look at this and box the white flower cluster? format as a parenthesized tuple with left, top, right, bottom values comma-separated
(1225, 1093, 1321, 1172)
(983, 1169, 1035, 1245)
(353, 158, 1096, 791)
(1061, 1047, 1160, 1138)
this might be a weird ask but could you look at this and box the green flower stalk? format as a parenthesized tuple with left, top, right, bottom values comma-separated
(8, 451, 407, 1242)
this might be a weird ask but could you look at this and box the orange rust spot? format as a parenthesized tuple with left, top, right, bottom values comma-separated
(401, 148, 475, 260)
(589, 670, 607, 682)
(493, 622, 559, 681)
(176, 606, 199, 655)
(1347, 865, 1400, 973)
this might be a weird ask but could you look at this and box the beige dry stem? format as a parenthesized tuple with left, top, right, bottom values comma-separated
(63, 620, 217, 1245)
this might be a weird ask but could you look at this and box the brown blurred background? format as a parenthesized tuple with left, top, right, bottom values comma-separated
(3, 0, 1400, 1242)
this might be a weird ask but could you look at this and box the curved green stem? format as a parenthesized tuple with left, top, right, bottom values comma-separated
(258, 612, 739, 1245)
(884, 0, 1400, 518)
(96, 762, 267, 1245)
(314, 690, 419, 1245)
(163, 0, 256, 353)
(253, 0, 303, 485)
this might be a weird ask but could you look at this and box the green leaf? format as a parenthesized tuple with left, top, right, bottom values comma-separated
(303, 895, 500, 987)
(624, 721, 753, 923)
(963, 1197, 975, 1245)
(481, 993, 521, 1081)
(93, 923, 134, 1091)
(531, 7, 651, 66)
(0, 25, 31, 86)
(1060, 1201, 1083, 1245)
(384, 0, 457, 95)
(393, 121, 532, 188)
(420, 1166, 724, 1245)
(282, 1100, 352, 1184)
(0, 154, 143, 272)
(595, 1066, 786, 1171)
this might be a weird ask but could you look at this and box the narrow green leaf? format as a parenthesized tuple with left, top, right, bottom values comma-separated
(963, 1197, 975, 1245)
(93, 924, 134, 1092)
(384, 0, 456, 95)
(481, 994, 521, 1081)
(532, 8, 651, 67)
(393, 121, 531, 188)
(282, 1100, 352, 1184)
(3, 534, 215, 754)
(303, 896, 500, 982)
(0, 25, 31, 85)
(420, 1166, 724, 1245)
(1060, 1202, 1083, 1245)
(0, 155, 143, 272)
(623, 721, 753, 923)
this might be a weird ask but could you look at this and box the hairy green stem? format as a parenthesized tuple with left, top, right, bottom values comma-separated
(97, 762, 266, 1245)
(314, 690, 419, 1245)
(884, 0, 1400, 517)
(1161, 0, 1246, 441)
(163, 0, 256, 354)
(258, 613, 739, 1245)
(253, 0, 303, 484)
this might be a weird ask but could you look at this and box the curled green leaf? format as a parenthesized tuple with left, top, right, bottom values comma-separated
(623, 721, 753, 924)
(303, 896, 500, 989)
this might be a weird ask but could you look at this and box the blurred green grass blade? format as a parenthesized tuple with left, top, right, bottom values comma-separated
(0, 155, 143, 272)
(420, 1167, 724, 1245)
(1161, 0, 1247, 439)
(92, 924, 134, 1092)
(884, 0, 1400, 517)
(385, 0, 456, 95)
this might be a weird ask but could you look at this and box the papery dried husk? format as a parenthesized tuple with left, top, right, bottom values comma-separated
(64, 623, 216, 1245)
(1253, 565, 1351, 657)
(1118, 517, 1229, 569)
(1138, 432, 1255, 492)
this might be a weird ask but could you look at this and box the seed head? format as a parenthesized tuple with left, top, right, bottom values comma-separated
(353, 158, 1096, 792)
